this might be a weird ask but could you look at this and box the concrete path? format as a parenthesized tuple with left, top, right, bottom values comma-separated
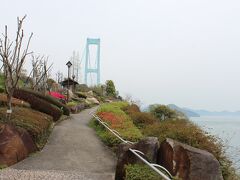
(0, 107, 116, 180)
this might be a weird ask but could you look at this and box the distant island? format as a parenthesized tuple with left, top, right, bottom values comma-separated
(168, 104, 240, 117)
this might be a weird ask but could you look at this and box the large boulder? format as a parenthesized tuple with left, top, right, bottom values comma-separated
(115, 137, 159, 180)
(86, 97, 100, 105)
(86, 90, 94, 97)
(0, 124, 37, 166)
(158, 138, 223, 180)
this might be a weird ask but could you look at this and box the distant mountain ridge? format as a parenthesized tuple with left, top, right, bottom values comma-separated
(184, 108, 240, 116)
(145, 104, 240, 117)
(168, 104, 200, 117)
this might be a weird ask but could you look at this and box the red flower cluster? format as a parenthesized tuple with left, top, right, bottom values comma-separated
(97, 112, 123, 129)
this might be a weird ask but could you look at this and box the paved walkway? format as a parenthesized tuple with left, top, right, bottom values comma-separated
(0, 107, 116, 180)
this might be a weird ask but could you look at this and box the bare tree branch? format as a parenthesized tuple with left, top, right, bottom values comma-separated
(0, 15, 32, 120)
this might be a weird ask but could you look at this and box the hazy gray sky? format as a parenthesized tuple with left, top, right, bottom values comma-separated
(1, 0, 240, 111)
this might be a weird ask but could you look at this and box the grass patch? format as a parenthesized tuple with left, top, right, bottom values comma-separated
(125, 164, 164, 180)
(0, 107, 53, 149)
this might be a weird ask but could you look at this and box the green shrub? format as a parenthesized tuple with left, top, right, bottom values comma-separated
(13, 89, 62, 121)
(128, 112, 157, 128)
(66, 101, 78, 107)
(122, 104, 157, 128)
(18, 88, 70, 116)
(125, 164, 163, 180)
(76, 84, 90, 92)
(149, 104, 178, 120)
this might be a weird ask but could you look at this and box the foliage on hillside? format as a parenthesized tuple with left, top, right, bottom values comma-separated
(0, 107, 53, 149)
(123, 104, 157, 129)
(126, 104, 238, 180)
(90, 102, 142, 148)
(92, 101, 239, 179)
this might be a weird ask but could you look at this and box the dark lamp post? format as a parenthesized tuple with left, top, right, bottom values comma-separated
(66, 61, 72, 102)
(72, 74, 76, 93)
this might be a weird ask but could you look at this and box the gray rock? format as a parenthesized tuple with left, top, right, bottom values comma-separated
(158, 138, 223, 180)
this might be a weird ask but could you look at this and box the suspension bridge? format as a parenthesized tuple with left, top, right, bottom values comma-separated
(70, 38, 101, 86)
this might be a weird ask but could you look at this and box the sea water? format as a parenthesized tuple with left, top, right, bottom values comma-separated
(191, 116, 240, 171)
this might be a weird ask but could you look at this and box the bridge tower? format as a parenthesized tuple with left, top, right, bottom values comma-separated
(84, 38, 100, 85)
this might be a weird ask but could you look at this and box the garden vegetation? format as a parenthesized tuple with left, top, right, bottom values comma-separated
(91, 102, 239, 180)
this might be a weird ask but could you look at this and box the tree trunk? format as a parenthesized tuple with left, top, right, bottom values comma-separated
(6, 92, 13, 121)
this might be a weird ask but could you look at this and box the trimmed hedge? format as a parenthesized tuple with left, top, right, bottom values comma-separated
(0, 107, 53, 149)
(18, 88, 70, 116)
(13, 89, 62, 121)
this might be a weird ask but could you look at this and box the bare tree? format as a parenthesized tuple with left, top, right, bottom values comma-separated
(56, 71, 63, 83)
(31, 54, 52, 93)
(0, 16, 33, 119)
(31, 55, 44, 90)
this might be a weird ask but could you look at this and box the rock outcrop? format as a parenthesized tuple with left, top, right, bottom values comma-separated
(0, 124, 37, 166)
(115, 137, 159, 180)
(158, 138, 223, 180)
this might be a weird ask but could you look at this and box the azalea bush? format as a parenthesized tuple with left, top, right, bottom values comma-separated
(13, 89, 62, 121)
(90, 101, 142, 148)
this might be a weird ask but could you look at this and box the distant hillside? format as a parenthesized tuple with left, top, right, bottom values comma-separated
(168, 104, 200, 117)
(185, 108, 240, 116)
